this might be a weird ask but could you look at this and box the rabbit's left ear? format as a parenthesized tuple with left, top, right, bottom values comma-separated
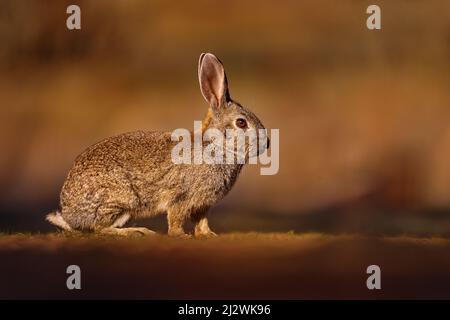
(198, 53, 231, 112)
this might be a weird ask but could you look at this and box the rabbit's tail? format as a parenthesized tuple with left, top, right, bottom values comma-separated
(46, 211, 73, 231)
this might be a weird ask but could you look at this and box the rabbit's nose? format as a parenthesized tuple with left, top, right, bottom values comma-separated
(266, 137, 270, 149)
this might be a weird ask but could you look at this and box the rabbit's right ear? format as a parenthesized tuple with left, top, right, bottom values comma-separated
(198, 53, 231, 113)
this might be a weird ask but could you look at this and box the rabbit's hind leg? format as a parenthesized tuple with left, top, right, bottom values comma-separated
(99, 227, 155, 237)
(98, 212, 156, 237)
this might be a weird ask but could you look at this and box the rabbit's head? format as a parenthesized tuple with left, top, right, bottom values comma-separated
(198, 53, 269, 158)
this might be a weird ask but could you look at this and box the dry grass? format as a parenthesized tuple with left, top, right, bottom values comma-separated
(0, 232, 449, 299)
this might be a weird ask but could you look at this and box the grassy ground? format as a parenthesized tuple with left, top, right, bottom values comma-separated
(1, 232, 449, 299)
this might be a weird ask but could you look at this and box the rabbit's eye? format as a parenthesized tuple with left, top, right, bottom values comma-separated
(235, 118, 247, 129)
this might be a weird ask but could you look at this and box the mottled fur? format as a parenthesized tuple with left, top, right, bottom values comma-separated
(46, 53, 267, 238)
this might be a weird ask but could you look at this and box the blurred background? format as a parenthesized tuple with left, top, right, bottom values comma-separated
(0, 0, 449, 235)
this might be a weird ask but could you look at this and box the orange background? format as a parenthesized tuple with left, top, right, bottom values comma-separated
(1, 0, 449, 234)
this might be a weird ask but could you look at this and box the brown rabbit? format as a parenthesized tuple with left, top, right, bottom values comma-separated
(46, 53, 268, 238)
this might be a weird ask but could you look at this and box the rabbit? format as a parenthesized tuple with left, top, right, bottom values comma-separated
(46, 53, 269, 238)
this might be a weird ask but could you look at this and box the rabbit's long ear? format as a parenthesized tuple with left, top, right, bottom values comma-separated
(198, 53, 231, 112)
